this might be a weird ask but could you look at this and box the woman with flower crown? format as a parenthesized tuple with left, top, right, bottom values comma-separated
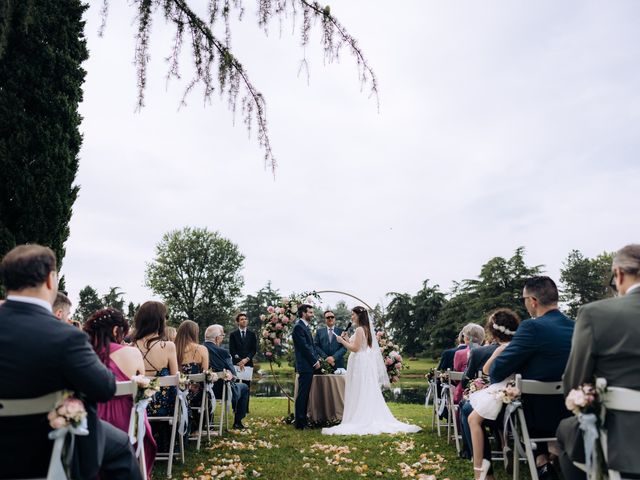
(84, 307, 157, 478)
(467, 308, 521, 480)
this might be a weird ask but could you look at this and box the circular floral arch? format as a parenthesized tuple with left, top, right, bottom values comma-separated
(259, 290, 381, 406)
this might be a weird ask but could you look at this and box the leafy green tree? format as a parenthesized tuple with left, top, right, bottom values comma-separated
(560, 250, 614, 317)
(102, 286, 125, 311)
(127, 301, 139, 321)
(145, 227, 245, 333)
(73, 285, 103, 322)
(0, 1, 87, 264)
(238, 281, 282, 333)
(384, 292, 415, 353)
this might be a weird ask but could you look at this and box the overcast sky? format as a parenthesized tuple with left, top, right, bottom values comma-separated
(61, 1, 640, 312)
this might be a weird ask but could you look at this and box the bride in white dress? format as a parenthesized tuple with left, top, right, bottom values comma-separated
(322, 306, 421, 436)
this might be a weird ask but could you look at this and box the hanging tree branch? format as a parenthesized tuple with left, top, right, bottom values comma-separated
(101, 0, 379, 174)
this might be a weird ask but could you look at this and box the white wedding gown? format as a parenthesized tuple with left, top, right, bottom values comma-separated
(322, 328, 421, 435)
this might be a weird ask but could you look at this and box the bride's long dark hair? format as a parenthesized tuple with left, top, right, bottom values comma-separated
(352, 306, 372, 348)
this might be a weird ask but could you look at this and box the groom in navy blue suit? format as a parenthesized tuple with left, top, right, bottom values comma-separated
(292, 304, 320, 429)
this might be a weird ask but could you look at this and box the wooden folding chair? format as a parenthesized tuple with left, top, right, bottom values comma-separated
(0, 390, 74, 480)
(146, 374, 185, 478)
(424, 371, 440, 434)
(510, 374, 563, 480)
(208, 378, 232, 437)
(444, 369, 464, 453)
(599, 379, 640, 480)
(114, 380, 148, 479)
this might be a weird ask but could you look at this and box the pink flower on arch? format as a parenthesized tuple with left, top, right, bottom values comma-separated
(265, 351, 273, 357)
(274, 338, 281, 345)
(276, 323, 283, 330)
(262, 331, 270, 338)
(267, 306, 275, 313)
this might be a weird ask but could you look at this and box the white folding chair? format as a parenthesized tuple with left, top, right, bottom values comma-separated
(444, 369, 464, 454)
(599, 380, 640, 480)
(207, 377, 232, 437)
(146, 374, 185, 478)
(114, 380, 147, 479)
(510, 374, 563, 480)
(424, 371, 440, 434)
(186, 372, 214, 450)
(0, 390, 74, 480)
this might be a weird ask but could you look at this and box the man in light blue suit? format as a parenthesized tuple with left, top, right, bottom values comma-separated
(314, 310, 347, 369)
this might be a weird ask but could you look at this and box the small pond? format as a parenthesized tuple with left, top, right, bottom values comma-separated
(250, 375, 428, 405)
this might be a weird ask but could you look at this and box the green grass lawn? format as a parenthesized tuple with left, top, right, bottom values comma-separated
(153, 397, 516, 480)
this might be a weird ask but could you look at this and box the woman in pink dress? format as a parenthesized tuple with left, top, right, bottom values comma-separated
(84, 308, 157, 478)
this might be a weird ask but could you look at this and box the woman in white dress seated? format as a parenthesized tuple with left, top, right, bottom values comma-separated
(322, 306, 421, 436)
(468, 308, 521, 480)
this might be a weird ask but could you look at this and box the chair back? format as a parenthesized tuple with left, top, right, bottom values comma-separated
(603, 384, 640, 413)
(157, 374, 180, 387)
(188, 373, 206, 383)
(114, 380, 137, 397)
(447, 369, 464, 382)
(0, 391, 62, 416)
(515, 374, 563, 395)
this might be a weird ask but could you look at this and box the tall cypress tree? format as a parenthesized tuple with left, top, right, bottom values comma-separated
(0, 0, 88, 265)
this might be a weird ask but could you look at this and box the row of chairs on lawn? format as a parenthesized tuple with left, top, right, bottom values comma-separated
(0, 372, 233, 479)
(424, 369, 640, 480)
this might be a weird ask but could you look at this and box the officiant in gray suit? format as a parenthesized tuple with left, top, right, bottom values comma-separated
(314, 310, 347, 369)
(557, 244, 640, 479)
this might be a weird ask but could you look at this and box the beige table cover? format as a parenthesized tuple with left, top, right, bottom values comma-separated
(294, 374, 346, 423)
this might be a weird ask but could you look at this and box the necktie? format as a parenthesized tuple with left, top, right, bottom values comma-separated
(329, 328, 333, 343)
(241, 330, 245, 340)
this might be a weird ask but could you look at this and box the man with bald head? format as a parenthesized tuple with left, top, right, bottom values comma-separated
(203, 324, 249, 429)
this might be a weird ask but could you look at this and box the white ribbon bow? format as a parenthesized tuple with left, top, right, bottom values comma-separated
(425, 380, 436, 407)
(133, 399, 151, 457)
(502, 400, 526, 458)
(437, 384, 450, 417)
(578, 413, 600, 480)
(47, 417, 89, 480)
(176, 388, 190, 436)
(205, 382, 216, 417)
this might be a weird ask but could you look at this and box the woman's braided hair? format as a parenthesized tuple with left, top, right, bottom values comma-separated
(83, 307, 129, 365)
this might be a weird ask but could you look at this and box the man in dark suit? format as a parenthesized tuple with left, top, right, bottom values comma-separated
(557, 245, 640, 479)
(0, 244, 140, 480)
(203, 324, 249, 429)
(229, 312, 257, 410)
(314, 310, 347, 369)
(292, 304, 320, 429)
(490, 276, 574, 480)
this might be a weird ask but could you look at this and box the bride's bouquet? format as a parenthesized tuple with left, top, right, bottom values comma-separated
(377, 331, 405, 383)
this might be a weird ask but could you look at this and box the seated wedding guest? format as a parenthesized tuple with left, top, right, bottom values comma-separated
(204, 324, 250, 429)
(557, 245, 640, 480)
(437, 329, 466, 371)
(165, 326, 177, 342)
(132, 301, 179, 450)
(314, 310, 347, 369)
(453, 323, 485, 403)
(229, 312, 258, 411)
(175, 320, 209, 432)
(84, 308, 157, 479)
(489, 276, 574, 480)
(0, 244, 141, 479)
(466, 309, 521, 480)
(52, 291, 72, 323)
(459, 314, 503, 459)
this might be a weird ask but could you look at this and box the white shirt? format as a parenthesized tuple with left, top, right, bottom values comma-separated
(300, 318, 310, 328)
(6, 294, 53, 313)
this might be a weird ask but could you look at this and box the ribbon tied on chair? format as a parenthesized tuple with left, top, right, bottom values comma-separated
(438, 384, 450, 417)
(502, 399, 526, 458)
(425, 380, 436, 407)
(176, 388, 190, 436)
(47, 417, 89, 480)
(578, 412, 600, 480)
(205, 381, 216, 417)
(128, 398, 152, 457)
